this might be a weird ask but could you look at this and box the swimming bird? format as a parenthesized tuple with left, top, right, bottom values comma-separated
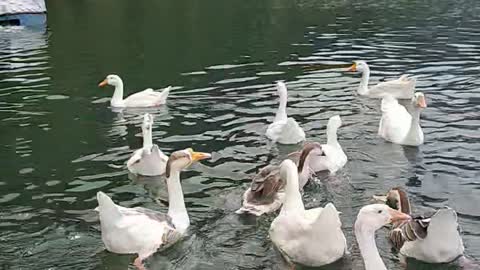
(127, 113, 168, 176)
(309, 115, 347, 175)
(377, 187, 465, 264)
(266, 82, 306, 144)
(269, 159, 347, 267)
(96, 148, 210, 269)
(348, 61, 415, 99)
(355, 204, 411, 270)
(236, 143, 324, 216)
(378, 92, 427, 146)
(98, 74, 170, 108)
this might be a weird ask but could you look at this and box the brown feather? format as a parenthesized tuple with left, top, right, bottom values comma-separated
(297, 142, 322, 173)
(248, 165, 283, 204)
(392, 187, 411, 215)
(165, 151, 188, 178)
(387, 187, 430, 249)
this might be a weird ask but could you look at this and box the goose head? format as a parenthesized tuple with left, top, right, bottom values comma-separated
(327, 115, 342, 130)
(356, 204, 411, 232)
(276, 81, 288, 99)
(297, 142, 324, 173)
(98, 74, 122, 87)
(348, 61, 369, 72)
(385, 187, 411, 215)
(412, 92, 427, 109)
(142, 113, 154, 132)
(165, 148, 211, 178)
(96, 191, 115, 209)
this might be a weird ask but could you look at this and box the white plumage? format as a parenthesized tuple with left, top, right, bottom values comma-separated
(127, 113, 168, 176)
(98, 74, 170, 108)
(266, 82, 305, 144)
(378, 92, 426, 146)
(348, 61, 415, 99)
(269, 160, 346, 267)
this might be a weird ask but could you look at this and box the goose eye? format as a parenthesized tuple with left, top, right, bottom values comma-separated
(377, 210, 383, 214)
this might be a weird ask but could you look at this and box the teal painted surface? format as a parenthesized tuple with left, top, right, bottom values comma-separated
(0, 13, 46, 26)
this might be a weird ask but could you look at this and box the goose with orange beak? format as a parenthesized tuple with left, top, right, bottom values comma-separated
(355, 204, 412, 270)
(378, 92, 427, 146)
(96, 148, 210, 270)
(98, 74, 170, 108)
(348, 61, 415, 99)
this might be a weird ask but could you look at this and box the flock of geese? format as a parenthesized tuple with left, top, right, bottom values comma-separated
(94, 61, 472, 270)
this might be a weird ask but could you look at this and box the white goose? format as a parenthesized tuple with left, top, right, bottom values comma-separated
(348, 61, 415, 99)
(236, 143, 324, 216)
(96, 148, 210, 270)
(378, 92, 427, 146)
(269, 159, 346, 267)
(377, 187, 465, 264)
(127, 113, 168, 176)
(98, 74, 170, 108)
(355, 204, 411, 270)
(266, 82, 306, 144)
(310, 115, 347, 175)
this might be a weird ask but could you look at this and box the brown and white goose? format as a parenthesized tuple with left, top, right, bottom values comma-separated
(236, 142, 324, 216)
(376, 187, 465, 264)
(96, 148, 210, 269)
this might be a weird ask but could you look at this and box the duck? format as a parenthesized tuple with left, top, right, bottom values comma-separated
(268, 159, 346, 267)
(127, 113, 169, 176)
(376, 187, 465, 264)
(355, 204, 411, 270)
(309, 115, 347, 175)
(348, 61, 415, 99)
(378, 92, 427, 146)
(236, 142, 324, 216)
(98, 74, 170, 108)
(266, 82, 306, 144)
(96, 148, 211, 270)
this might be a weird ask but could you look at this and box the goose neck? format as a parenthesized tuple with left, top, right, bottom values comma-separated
(111, 80, 124, 105)
(281, 164, 304, 215)
(166, 170, 189, 231)
(358, 67, 371, 95)
(327, 126, 339, 146)
(405, 107, 423, 143)
(355, 222, 387, 270)
(274, 93, 288, 122)
(142, 127, 153, 150)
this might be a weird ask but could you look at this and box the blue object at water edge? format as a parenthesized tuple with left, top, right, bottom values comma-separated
(0, 13, 46, 27)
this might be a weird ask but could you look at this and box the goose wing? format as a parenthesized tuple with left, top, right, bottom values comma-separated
(249, 165, 283, 202)
(390, 216, 429, 250)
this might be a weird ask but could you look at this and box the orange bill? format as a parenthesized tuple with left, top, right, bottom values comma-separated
(98, 79, 108, 87)
(388, 208, 411, 223)
(188, 149, 211, 161)
(347, 63, 357, 72)
(417, 95, 427, 108)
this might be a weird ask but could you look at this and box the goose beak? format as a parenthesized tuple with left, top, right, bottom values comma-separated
(417, 96, 427, 108)
(189, 150, 211, 162)
(347, 63, 357, 72)
(388, 208, 411, 223)
(372, 195, 388, 202)
(98, 79, 108, 87)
